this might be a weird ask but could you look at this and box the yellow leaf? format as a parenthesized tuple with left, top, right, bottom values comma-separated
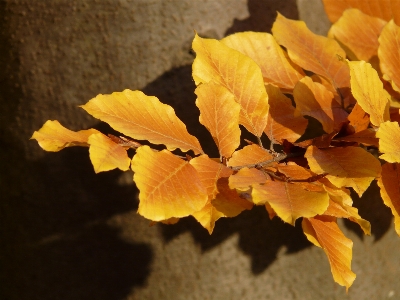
(319, 178, 353, 206)
(377, 121, 400, 163)
(302, 216, 356, 290)
(377, 163, 400, 236)
(305, 146, 381, 197)
(131, 146, 208, 221)
(227, 144, 274, 168)
(276, 162, 316, 180)
(31, 120, 99, 152)
(336, 129, 379, 147)
(347, 60, 390, 126)
(81, 89, 203, 154)
(221, 32, 305, 90)
(195, 82, 241, 158)
(293, 76, 348, 133)
(87, 133, 130, 173)
(272, 13, 350, 94)
(228, 167, 267, 191)
(252, 180, 329, 225)
(379, 20, 400, 92)
(329, 9, 387, 61)
(192, 34, 269, 137)
(264, 84, 308, 143)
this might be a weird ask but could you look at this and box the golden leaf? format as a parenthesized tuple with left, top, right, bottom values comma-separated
(195, 82, 240, 158)
(347, 102, 370, 133)
(222, 31, 305, 90)
(192, 34, 269, 137)
(336, 129, 379, 147)
(228, 167, 267, 191)
(377, 121, 400, 163)
(131, 146, 208, 221)
(227, 144, 274, 168)
(81, 89, 203, 154)
(31, 120, 99, 152)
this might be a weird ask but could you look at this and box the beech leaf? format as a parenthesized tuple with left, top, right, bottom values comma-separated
(131, 146, 208, 221)
(195, 82, 241, 158)
(376, 121, 400, 163)
(336, 129, 379, 147)
(192, 34, 269, 137)
(222, 32, 305, 90)
(227, 144, 274, 168)
(347, 102, 370, 133)
(302, 216, 356, 290)
(31, 120, 99, 152)
(81, 89, 203, 154)
(228, 167, 267, 191)
(305, 146, 381, 197)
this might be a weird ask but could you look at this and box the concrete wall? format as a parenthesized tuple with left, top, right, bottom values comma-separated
(1, 0, 399, 299)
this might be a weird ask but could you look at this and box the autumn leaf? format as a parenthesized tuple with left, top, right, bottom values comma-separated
(221, 31, 304, 90)
(347, 60, 390, 126)
(378, 20, 400, 92)
(302, 216, 356, 290)
(272, 13, 350, 95)
(31, 120, 99, 152)
(227, 144, 274, 168)
(377, 163, 400, 236)
(264, 84, 308, 143)
(305, 146, 381, 196)
(319, 177, 353, 206)
(131, 146, 208, 221)
(87, 133, 130, 173)
(376, 121, 400, 163)
(252, 180, 329, 225)
(81, 89, 203, 154)
(192, 34, 269, 137)
(336, 129, 379, 147)
(195, 82, 241, 158)
(293, 76, 348, 133)
(329, 9, 387, 61)
(347, 103, 370, 133)
(228, 167, 267, 191)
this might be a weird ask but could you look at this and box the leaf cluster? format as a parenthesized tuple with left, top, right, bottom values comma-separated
(31, 1, 400, 290)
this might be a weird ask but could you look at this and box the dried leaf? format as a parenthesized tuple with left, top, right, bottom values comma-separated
(222, 31, 305, 90)
(131, 146, 208, 221)
(31, 120, 99, 152)
(377, 121, 400, 163)
(227, 144, 274, 168)
(302, 216, 356, 290)
(192, 34, 269, 137)
(305, 146, 381, 196)
(81, 89, 203, 154)
(195, 82, 240, 158)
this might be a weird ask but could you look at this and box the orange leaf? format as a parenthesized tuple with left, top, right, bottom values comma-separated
(272, 13, 350, 94)
(322, 0, 400, 24)
(377, 163, 400, 236)
(252, 181, 329, 225)
(195, 82, 241, 158)
(227, 144, 274, 168)
(131, 146, 208, 221)
(319, 177, 353, 206)
(88, 133, 130, 173)
(329, 9, 387, 61)
(276, 162, 316, 180)
(228, 167, 267, 191)
(347, 60, 390, 126)
(336, 129, 379, 147)
(379, 20, 400, 92)
(192, 34, 269, 137)
(264, 84, 308, 143)
(221, 32, 305, 90)
(302, 216, 356, 290)
(347, 102, 370, 133)
(305, 146, 381, 196)
(81, 89, 203, 154)
(377, 121, 400, 163)
(293, 76, 348, 133)
(31, 120, 99, 152)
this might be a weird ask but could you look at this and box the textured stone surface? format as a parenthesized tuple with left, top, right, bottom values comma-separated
(1, 0, 399, 299)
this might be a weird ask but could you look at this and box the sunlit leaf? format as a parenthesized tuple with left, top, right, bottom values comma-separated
(31, 120, 99, 152)
(195, 82, 240, 158)
(227, 144, 274, 168)
(319, 177, 353, 206)
(348, 60, 390, 126)
(228, 167, 267, 191)
(302, 216, 356, 290)
(329, 9, 387, 61)
(192, 34, 269, 137)
(131, 146, 208, 221)
(81, 89, 203, 154)
(336, 129, 379, 147)
(293, 76, 348, 133)
(379, 20, 400, 92)
(264, 84, 308, 143)
(272, 13, 350, 95)
(347, 103, 370, 133)
(276, 161, 316, 180)
(222, 32, 305, 90)
(305, 146, 381, 196)
(377, 163, 400, 236)
(252, 180, 329, 225)
(88, 133, 130, 173)
(377, 121, 400, 163)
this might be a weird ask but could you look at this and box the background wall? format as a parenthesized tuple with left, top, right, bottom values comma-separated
(1, 0, 400, 299)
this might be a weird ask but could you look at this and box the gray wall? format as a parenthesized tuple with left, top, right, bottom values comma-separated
(1, 0, 399, 299)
